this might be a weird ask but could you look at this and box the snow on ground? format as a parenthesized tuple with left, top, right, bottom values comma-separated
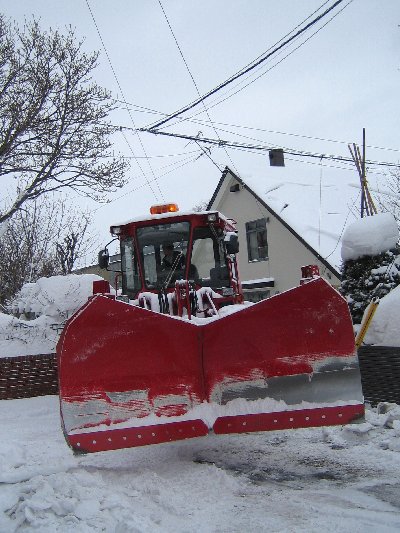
(1, 396, 400, 532)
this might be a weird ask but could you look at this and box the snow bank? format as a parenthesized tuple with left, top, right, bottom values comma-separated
(1, 274, 103, 358)
(9, 274, 103, 320)
(364, 284, 400, 346)
(341, 212, 399, 261)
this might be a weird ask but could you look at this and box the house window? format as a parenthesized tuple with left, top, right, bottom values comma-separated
(246, 218, 268, 261)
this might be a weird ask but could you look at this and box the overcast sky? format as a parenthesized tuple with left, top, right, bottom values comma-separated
(1, 0, 399, 263)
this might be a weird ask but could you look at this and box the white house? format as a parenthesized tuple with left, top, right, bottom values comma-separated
(208, 166, 342, 301)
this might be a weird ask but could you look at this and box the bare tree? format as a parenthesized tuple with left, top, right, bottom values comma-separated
(54, 202, 93, 275)
(0, 15, 129, 226)
(0, 195, 96, 306)
(192, 200, 209, 212)
(376, 170, 400, 226)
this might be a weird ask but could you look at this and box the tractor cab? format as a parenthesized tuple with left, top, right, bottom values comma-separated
(99, 204, 242, 315)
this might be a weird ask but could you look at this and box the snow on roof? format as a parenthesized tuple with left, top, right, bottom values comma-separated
(222, 167, 364, 272)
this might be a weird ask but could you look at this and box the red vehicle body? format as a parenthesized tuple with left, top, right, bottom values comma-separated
(58, 205, 364, 454)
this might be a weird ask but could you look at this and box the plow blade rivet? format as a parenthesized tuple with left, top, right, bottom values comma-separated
(305, 417, 310, 421)
(123, 436, 127, 440)
(290, 418, 294, 422)
(338, 413, 343, 418)
(322, 415, 326, 419)
(93, 440, 96, 444)
(108, 438, 112, 442)
(137, 434, 142, 439)
(152, 432, 156, 437)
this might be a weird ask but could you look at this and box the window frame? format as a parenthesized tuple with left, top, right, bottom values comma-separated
(245, 218, 268, 262)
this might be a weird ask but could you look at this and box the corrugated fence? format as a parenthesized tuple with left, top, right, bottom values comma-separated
(0, 347, 399, 405)
(358, 346, 400, 406)
(0, 353, 58, 401)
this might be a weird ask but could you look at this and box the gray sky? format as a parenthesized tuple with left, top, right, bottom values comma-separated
(1, 1, 399, 261)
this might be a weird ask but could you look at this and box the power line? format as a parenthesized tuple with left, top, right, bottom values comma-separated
(93, 151, 204, 211)
(220, 0, 332, 80)
(85, 0, 164, 202)
(188, 119, 400, 154)
(113, 120, 398, 172)
(157, 0, 239, 174)
(111, 106, 400, 155)
(156, 0, 354, 133)
(119, 149, 202, 160)
(141, 128, 400, 169)
(145, 0, 347, 130)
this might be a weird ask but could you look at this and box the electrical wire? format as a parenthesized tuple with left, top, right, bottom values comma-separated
(112, 103, 400, 155)
(113, 120, 396, 176)
(141, 128, 400, 169)
(145, 0, 347, 130)
(85, 0, 164, 202)
(157, 0, 239, 174)
(158, 0, 354, 132)
(93, 151, 204, 211)
(324, 190, 360, 260)
(119, 149, 202, 159)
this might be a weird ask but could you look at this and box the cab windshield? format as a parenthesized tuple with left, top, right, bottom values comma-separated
(190, 226, 230, 288)
(137, 222, 190, 288)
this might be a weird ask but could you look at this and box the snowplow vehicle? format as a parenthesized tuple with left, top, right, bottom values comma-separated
(57, 203, 364, 454)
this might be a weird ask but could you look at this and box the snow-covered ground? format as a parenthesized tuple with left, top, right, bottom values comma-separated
(1, 214, 400, 530)
(1, 396, 400, 532)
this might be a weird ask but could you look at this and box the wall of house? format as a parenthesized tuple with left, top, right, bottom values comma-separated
(213, 176, 340, 295)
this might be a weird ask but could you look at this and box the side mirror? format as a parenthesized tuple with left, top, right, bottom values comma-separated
(225, 233, 239, 255)
(98, 248, 109, 270)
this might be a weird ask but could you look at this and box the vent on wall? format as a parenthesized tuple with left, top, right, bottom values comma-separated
(230, 183, 240, 193)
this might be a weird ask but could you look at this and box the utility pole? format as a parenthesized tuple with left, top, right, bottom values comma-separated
(348, 128, 377, 218)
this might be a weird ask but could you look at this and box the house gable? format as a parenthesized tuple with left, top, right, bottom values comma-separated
(208, 167, 341, 297)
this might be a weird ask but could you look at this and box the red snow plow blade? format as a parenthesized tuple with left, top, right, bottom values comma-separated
(57, 278, 364, 454)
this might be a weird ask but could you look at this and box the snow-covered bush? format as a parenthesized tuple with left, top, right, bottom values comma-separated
(340, 249, 400, 324)
(340, 213, 400, 324)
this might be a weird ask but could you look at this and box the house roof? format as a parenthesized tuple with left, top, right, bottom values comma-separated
(208, 166, 358, 279)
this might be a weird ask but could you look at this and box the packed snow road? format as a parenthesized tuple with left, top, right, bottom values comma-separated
(1, 396, 400, 532)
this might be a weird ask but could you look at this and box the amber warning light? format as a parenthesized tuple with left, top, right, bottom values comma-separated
(150, 203, 179, 215)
